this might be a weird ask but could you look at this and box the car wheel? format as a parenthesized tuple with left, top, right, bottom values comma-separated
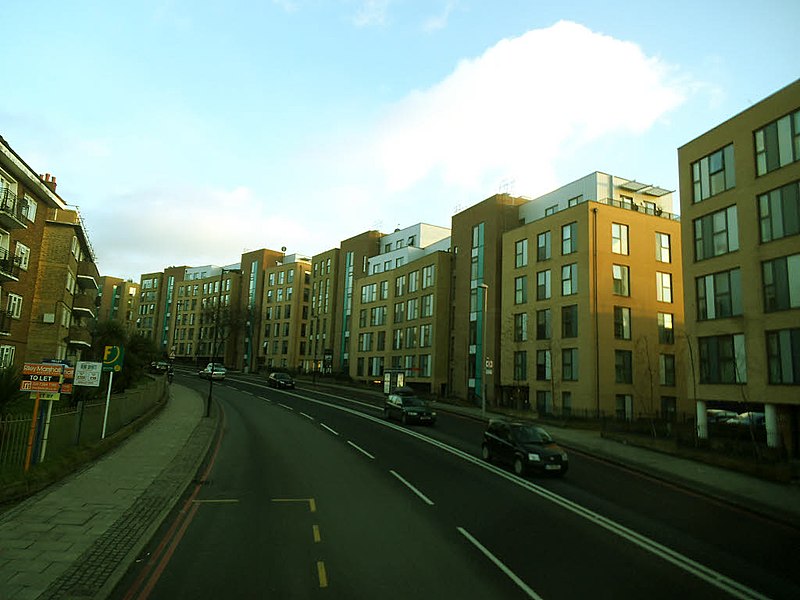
(481, 444, 491, 462)
(513, 456, 525, 476)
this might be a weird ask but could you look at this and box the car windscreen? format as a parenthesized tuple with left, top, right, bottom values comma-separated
(401, 397, 426, 407)
(511, 426, 552, 444)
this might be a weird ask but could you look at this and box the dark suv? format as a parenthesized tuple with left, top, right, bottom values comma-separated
(267, 372, 295, 389)
(482, 420, 568, 476)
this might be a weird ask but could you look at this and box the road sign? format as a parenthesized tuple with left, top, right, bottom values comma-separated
(21, 363, 64, 393)
(75, 361, 103, 387)
(30, 392, 60, 401)
(23, 363, 64, 377)
(103, 346, 125, 372)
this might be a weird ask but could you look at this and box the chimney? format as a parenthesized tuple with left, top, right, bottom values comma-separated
(39, 173, 57, 193)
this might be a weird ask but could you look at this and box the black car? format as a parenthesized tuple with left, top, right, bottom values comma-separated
(481, 420, 568, 476)
(383, 387, 436, 425)
(267, 372, 296, 389)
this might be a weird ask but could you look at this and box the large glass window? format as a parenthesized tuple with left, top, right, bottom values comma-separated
(694, 206, 739, 261)
(612, 223, 629, 255)
(536, 270, 551, 300)
(656, 272, 673, 303)
(562, 305, 578, 338)
(656, 232, 671, 263)
(614, 306, 631, 340)
(514, 276, 528, 304)
(659, 354, 676, 386)
(514, 313, 528, 342)
(658, 312, 674, 344)
(537, 231, 551, 261)
(561, 263, 577, 296)
(766, 328, 800, 384)
(613, 265, 630, 296)
(755, 109, 800, 176)
(615, 350, 632, 384)
(514, 351, 527, 380)
(515, 239, 528, 268)
(562, 222, 577, 255)
(763, 253, 800, 312)
(699, 333, 747, 384)
(692, 144, 736, 202)
(536, 349, 551, 381)
(421, 265, 435, 288)
(759, 180, 800, 243)
(697, 268, 742, 320)
(562, 348, 578, 381)
(536, 309, 551, 340)
(421, 294, 433, 318)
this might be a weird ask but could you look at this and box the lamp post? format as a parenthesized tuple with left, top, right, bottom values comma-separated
(206, 268, 227, 418)
(478, 283, 489, 415)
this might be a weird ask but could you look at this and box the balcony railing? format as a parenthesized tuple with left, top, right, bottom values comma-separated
(0, 248, 21, 282)
(0, 188, 27, 230)
(71, 293, 96, 317)
(77, 260, 100, 290)
(0, 310, 12, 335)
(67, 325, 92, 347)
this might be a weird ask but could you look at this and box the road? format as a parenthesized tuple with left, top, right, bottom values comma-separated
(113, 374, 800, 599)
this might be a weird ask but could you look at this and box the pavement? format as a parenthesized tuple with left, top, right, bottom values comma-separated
(1, 381, 799, 600)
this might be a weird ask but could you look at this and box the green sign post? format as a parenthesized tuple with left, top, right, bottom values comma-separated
(102, 346, 125, 438)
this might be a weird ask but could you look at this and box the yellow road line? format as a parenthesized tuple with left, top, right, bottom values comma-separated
(312, 524, 321, 543)
(317, 561, 328, 588)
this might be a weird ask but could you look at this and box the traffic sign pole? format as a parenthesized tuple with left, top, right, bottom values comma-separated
(102, 370, 114, 439)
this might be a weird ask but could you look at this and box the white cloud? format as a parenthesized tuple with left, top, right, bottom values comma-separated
(370, 20, 685, 200)
(422, 1, 456, 33)
(352, 0, 391, 27)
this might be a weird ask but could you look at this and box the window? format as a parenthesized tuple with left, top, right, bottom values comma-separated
(359, 309, 367, 328)
(562, 222, 577, 254)
(562, 348, 578, 381)
(419, 324, 432, 348)
(405, 326, 417, 349)
(536, 350, 551, 381)
(15, 243, 31, 270)
(371, 306, 387, 326)
(409, 271, 420, 293)
(380, 280, 389, 300)
(394, 302, 404, 323)
(659, 354, 676, 386)
(562, 305, 578, 338)
(616, 394, 633, 421)
(545, 204, 558, 216)
(536, 270, 551, 300)
(612, 223, 629, 255)
(514, 276, 528, 304)
(514, 313, 528, 342)
(421, 294, 433, 318)
(422, 265, 435, 288)
(656, 233, 671, 263)
(694, 206, 739, 261)
(419, 354, 431, 377)
(612, 265, 630, 296)
(268, 273, 275, 286)
(515, 239, 528, 268)
(392, 329, 404, 350)
(537, 231, 551, 261)
(395, 275, 406, 297)
(755, 109, 800, 176)
(360, 283, 377, 304)
(562, 391, 572, 417)
(762, 253, 800, 312)
(615, 350, 632, 384)
(699, 334, 747, 384)
(658, 313, 674, 344)
(406, 298, 419, 320)
(7, 293, 22, 319)
(472, 223, 484, 248)
(536, 309, 551, 340)
(358, 333, 373, 352)
(568, 195, 582, 207)
(759, 180, 800, 243)
(656, 272, 673, 303)
(513, 351, 527, 380)
(561, 264, 577, 296)
(697, 268, 742, 320)
(692, 144, 736, 201)
(766, 328, 800, 384)
(21, 195, 37, 222)
(0, 345, 15, 368)
(661, 397, 677, 421)
(614, 306, 631, 340)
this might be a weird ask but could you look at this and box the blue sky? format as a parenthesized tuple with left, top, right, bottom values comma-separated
(1, 0, 798, 280)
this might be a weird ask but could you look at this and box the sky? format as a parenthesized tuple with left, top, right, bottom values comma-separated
(1, 0, 798, 281)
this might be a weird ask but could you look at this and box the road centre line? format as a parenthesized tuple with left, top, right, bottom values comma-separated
(234, 382, 769, 600)
(278, 403, 294, 411)
(320, 423, 339, 436)
(458, 527, 543, 600)
(317, 561, 328, 588)
(312, 524, 321, 542)
(347, 440, 375, 459)
(300, 412, 315, 420)
(390, 470, 434, 506)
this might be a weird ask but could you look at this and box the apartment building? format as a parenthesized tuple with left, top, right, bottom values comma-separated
(1, 135, 99, 367)
(137, 265, 188, 355)
(239, 248, 286, 373)
(96, 276, 140, 334)
(259, 253, 312, 371)
(308, 248, 340, 374)
(500, 173, 684, 419)
(678, 79, 800, 456)
(350, 224, 452, 393)
(450, 194, 530, 405)
(172, 265, 242, 366)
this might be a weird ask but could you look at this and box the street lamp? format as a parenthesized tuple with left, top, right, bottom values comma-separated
(478, 283, 489, 415)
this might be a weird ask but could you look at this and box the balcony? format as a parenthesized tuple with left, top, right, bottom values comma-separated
(71, 293, 96, 318)
(0, 310, 12, 335)
(67, 325, 92, 347)
(0, 188, 27, 230)
(0, 248, 21, 283)
(77, 260, 100, 290)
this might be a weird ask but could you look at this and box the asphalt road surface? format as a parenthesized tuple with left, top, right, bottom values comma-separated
(113, 374, 800, 599)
